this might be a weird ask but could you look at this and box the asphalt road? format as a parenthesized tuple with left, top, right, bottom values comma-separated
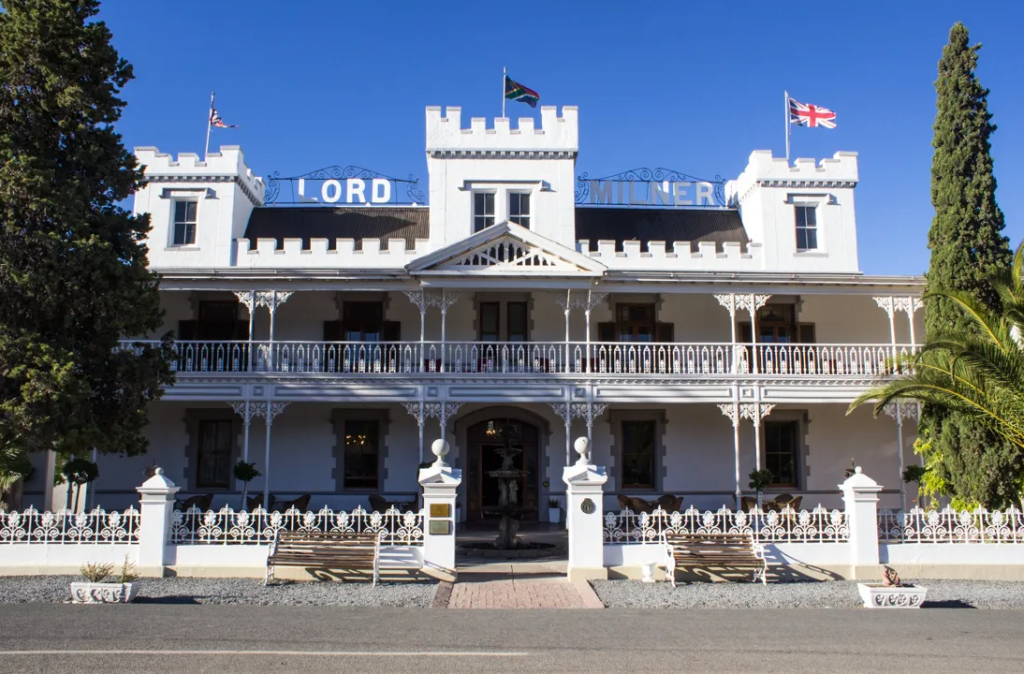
(0, 605, 1021, 673)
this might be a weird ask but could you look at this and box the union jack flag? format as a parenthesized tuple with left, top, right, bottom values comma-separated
(209, 107, 237, 129)
(789, 97, 836, 129)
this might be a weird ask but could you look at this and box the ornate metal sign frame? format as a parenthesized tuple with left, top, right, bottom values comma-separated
(263, 165, 426, 206)
(575, 167, 726, 208)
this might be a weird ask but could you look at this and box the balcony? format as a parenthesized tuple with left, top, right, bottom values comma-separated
(119, 340, 915, 379)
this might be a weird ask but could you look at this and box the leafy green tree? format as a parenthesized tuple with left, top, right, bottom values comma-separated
(851, 244, 1024, 507)
(919, 22, 1015, 507)
(0, 1, 173, 467)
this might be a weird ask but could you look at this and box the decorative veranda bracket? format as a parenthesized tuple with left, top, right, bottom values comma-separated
(424, 402, 463, 429)
(739, 403, 775, 427)
(892, 297, 924, 316)
(717, 403, 739, 427)
(263, 165, 425, 205)
(255, 291, 293, 314)
(227, 401, 260, 426)
(714, 294, 771, 318)
(402, 402, 426, 428)
(883, 401, 920, 424)
(252, 401, 289, 425)
(575, 167, 726, 207)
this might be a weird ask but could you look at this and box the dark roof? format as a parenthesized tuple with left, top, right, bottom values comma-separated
(244, 206, 429, 250)
(574, 207, 748, 252)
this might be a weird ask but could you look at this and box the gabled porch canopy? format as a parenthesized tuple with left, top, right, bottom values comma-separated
(407, 221, 607, 280)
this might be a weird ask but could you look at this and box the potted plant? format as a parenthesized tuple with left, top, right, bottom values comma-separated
(547, 497, 561, 524)
(858, 566, 927, 609)
(234, 460, 261, 510)
(748, 469, 774, 508)
(70, 556, 140, 604)
(61, 457, 99, 512)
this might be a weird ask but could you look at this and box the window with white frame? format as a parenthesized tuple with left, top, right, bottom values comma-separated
(508, 192, 531, 229)
(473, 192, 495, 233)
(172, 200, 198, 246)
(794, 205, 818, 251)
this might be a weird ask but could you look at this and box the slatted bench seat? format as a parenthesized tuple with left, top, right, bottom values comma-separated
(662, 532, 767, 586)
(265, 531, 380, 586)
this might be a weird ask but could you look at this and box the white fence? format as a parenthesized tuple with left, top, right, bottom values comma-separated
(603, 506, 849, 544)
(170, 506, 424, 546)
(878, 507, 1024, 544)
(0, 507, 141, 544)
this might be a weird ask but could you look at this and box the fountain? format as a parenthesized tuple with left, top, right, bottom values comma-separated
(486, 422, 528, 549)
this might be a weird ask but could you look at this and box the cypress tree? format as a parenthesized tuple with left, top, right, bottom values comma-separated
(0, 1, 173, 467)
(923, 22, 1018, 507)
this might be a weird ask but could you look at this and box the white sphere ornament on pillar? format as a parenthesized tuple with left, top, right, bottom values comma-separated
(431, 439, 450, 468)
(574, 437, 590, 466)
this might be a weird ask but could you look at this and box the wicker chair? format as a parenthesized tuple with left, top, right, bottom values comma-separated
(740, 496, 758, 512)
(786, 495, 802, 511)
(628, 497, 655, 514)
(368, 495, 391, 513)
(656, 494, 683, 512)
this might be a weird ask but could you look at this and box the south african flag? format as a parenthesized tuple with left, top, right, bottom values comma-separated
(504, 75, 540, 108)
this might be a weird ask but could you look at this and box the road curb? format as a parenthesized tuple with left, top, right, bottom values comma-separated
(431, 580, 453, 608)
(572, 581, 606, 609)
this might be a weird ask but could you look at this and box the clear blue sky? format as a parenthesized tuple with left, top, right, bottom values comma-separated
(100, 0, 1024, 276)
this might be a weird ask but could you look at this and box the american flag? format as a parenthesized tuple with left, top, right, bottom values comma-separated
(209, 106, 237, 129)
(789, 98, 836, 129)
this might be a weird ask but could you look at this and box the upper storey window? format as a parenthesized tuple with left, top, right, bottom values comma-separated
(172, 200, 198, 246)
(473, 192, 495, 233)
(508, 192, 531, 229)
(794, 205, 818, 251)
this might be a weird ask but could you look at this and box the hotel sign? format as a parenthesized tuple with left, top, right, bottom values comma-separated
(575, 167, 726, 208)
(263, 165, 425, 206)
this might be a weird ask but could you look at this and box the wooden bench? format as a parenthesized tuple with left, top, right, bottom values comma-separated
(662, 532, 767, 586)
(265, 531, 380, 586)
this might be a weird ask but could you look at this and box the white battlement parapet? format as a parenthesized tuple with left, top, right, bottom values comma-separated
(135, 145, 264, 203)
(727, 150, 858, 206)
(232, 236, 433, 270)
(426, 105, 578, 154)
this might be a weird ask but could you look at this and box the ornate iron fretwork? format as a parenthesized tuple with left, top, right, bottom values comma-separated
(263, 165, 425, 205)
(575, 167, 726, 207)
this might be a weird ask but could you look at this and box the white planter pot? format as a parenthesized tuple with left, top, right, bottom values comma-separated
(548, 507, 561, 524)
(70, 582, 139, 604)
(858, 583, 927, 609)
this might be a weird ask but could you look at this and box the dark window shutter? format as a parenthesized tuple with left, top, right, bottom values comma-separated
(382, 321, 401, 342)
(324, 320, 343, 342)
(798, 323, 816, 344)
(656, 322, 674, 342)
(739, 322, 752, 342)
(597, 322, 616, 342)
(177, 320, 197, 341)
(234, 320, 249, 340)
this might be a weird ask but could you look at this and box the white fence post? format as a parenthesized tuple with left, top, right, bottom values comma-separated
(840, 466, 882, 580)
(563, 437, 608, 581)
(418, 439, 461, 581)
(135, 468, 179, 577)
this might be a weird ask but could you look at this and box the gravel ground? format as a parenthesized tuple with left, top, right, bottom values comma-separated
(0, 576, 437, 607)
(592, 579, 1024, 609)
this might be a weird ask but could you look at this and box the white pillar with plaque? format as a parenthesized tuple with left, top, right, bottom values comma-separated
(562, 437, 609, 581)
(418, 439, 462, 581)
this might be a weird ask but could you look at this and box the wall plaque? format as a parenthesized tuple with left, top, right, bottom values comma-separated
(429, 503, 451, 518)
(581, 498, 596, 515)
(428, 520, 452, 536)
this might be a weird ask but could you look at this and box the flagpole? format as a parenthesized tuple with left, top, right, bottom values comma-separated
(502, 67, 506, 118)
(205, 92, 214, 160)
(784, 90, 790, 163)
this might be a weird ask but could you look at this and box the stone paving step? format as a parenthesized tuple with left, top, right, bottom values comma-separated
(444, 562, 604, 609)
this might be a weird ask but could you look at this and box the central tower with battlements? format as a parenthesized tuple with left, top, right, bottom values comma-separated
(425, 106, 579, 248)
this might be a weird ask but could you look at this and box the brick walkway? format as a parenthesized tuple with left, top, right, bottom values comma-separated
(446, 562, 604, 609)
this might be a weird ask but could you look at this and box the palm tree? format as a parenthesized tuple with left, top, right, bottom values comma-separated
(849, 242, 1024, 452)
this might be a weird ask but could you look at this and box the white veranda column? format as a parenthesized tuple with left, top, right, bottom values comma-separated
(895, 295, 924, 354)
(257, 291, 293, 371)
(253, 401, 289, 508)
(555, 290, 571, 373)
(403, 401, 427, 463)
(428, 290, 459, 373)
(576, 289, 607, 375)
(403, 289, 428, 373)
(874, 296, 897, 370)
(718, 402, 742, 509)
(884, 401, 919, 513)
(734, 294, 770, 375)
(233, 291, 256, 371)
(550, 402, 573, 466)
(740, 402, 775, 471)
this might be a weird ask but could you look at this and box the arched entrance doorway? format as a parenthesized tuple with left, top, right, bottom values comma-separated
(465, 417, 540, 522)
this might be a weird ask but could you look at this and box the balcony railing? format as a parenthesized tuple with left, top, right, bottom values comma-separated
(118, 340, 915, 378)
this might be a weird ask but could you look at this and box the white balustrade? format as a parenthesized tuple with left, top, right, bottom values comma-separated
(603, 506, 849, 544)
(169, 505, 424, 546)
(0, 506, 141, 544)
(878, 506, 1024, 544)
(118, 339, 915, 379)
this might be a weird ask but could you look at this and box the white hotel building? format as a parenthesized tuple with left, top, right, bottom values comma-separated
(27, 105, 925, 520)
